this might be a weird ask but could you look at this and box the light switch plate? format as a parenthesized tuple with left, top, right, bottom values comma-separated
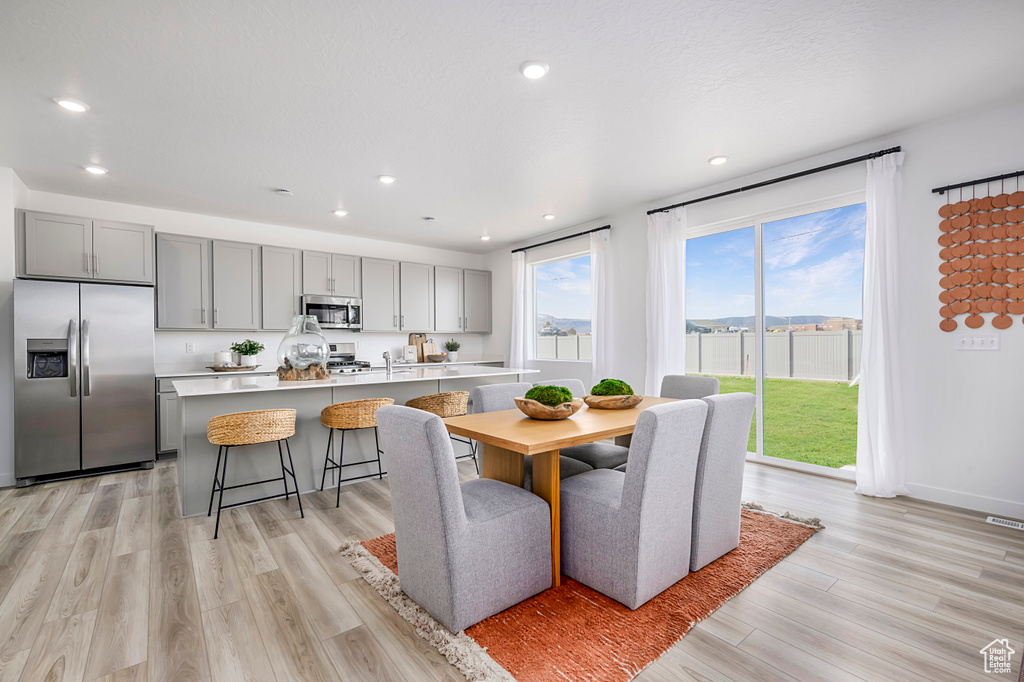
(955, 334, 1000, 351)
(185, 342, 195, 354)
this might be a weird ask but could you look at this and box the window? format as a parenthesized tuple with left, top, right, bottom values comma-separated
(532, 253, 592, 360)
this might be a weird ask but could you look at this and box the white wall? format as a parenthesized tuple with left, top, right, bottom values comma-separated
(0, 185, 489, 486)
(487, 99, 1024, 518)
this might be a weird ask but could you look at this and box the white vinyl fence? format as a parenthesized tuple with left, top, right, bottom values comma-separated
(684, 331, 863, 381)
(536, 334, 593, 361)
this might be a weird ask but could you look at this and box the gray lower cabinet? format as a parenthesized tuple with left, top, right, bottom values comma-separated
(212, 240, 260, 329)
(361, 257, 400, 331)
(158, 391, 179, 453)
(262, 246, 302, 329)
(19, 210, 154, 284)
(464, 269, 492, 333)
(157, 234, 211, 329)
(400, 262, 434, 331)
(434, 266, 464, 333)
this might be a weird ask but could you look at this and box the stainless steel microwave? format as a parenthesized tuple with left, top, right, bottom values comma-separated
(301, 295, 362, 330)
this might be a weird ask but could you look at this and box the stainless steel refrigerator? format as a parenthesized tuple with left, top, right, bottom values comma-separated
(14, 279, 155, 484)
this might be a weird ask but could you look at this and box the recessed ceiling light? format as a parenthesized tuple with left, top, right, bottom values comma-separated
(480, 235, 491, 241)
(543, 213, 555, 220)
(333, 209, 349, 217)
(708, 155, 729, 166)
(55, 98, 89, 113)
(275, 188, 293, 196)
(84, 165, 108, 175)
(377, 175, 396, 184)
(519, 61, 549, 79)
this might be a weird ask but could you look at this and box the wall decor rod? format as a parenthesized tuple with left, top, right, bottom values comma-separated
(931, 168, 1024, 195)
(510, 225, 611, 254)
(647, 146, 902, 215)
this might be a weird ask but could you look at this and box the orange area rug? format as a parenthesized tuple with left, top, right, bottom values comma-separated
(358, 509, 816, 681)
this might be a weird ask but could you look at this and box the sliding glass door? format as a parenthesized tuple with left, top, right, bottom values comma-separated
(685, 195, 865, 475)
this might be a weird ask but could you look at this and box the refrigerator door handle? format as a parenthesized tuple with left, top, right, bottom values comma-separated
(68, 319, 78, 398)
(82, 319, 91, 397)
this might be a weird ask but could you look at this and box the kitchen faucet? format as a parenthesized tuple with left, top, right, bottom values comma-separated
(382, 350, 392, 376)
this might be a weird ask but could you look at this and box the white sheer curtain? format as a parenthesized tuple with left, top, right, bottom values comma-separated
(644, 208, 688, 395)
(856, 152, 908, 498)
(590, 229, 612, 381)
(509, 251, 527, 368)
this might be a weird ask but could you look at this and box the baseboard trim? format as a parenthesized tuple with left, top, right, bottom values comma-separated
(0, 472, 14, 489)
(904, 482, 1024, 521)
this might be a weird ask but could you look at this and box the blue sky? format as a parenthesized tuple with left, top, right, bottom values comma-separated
(535, 254, 591, 319)
(686, 203, 866, 320)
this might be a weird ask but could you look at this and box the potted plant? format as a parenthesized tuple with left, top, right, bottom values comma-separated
(230, 339, 265, 367)
(443, 338, 461, 362)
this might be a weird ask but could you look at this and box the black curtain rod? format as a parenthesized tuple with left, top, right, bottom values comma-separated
(510, 225, 611, 254)
(647, 146, 902, 215)
(931, 168, 1024, 195)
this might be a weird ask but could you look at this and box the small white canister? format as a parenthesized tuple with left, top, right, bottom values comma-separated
(213, 351, 233, 367)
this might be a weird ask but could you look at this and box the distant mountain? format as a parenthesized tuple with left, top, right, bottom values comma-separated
(693, 315, 832, 328)
(537, 313, 592, 334)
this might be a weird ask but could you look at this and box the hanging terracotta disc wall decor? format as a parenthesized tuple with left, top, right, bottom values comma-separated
(937, 178, 1024, 331)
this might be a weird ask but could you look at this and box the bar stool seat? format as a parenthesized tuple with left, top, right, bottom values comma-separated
(207, 409, 303, 539)
(320, 398, 394, 507)
(405, 391, 478, 473)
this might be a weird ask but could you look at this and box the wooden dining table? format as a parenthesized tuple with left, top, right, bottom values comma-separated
(443, 396, 677, 586)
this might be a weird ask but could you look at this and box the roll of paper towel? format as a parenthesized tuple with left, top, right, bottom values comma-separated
(213, 351, 233, 366)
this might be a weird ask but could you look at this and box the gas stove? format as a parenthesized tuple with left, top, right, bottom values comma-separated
(325, 342, 372, 373)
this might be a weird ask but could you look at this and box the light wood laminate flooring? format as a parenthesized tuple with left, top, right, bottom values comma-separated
(0, 459, 1019, 681)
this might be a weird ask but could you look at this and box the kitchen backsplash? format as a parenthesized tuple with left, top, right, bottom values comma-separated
(154, 329, 486, 371)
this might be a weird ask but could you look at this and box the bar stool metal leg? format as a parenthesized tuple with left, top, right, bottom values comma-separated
(336, 429, 345, 508)
(373, 427, 384, 479)
(284, 438, 304, 518)
(320, 428, 335, 490)
(208, 445, 223, 517)
(277, 441, 290, 500)
(214, 446, 230, 539)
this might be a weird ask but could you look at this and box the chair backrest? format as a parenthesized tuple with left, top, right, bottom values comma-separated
(534, 379, 586, 398)
(660, 375, 720, 400)
(469, 382, 532, 414)
(699, 393, 755, 464)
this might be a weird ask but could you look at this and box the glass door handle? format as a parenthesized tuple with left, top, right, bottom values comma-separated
(67, 319, 78, 398)
(82, 319, 91, 397)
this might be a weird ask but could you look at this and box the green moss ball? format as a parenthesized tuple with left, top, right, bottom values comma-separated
(590, 378, 634, 396)
(525, 385, 574, 406)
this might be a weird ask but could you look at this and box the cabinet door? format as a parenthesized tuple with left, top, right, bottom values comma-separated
(93, 220, 154, 283)
(361, 258, 400, 331)
(157, 234, 211, 329)
(262, 246, 302, 330)
(434, 266, 463, 333)
(302, 251, 332, 295)
(400, 262, 435, 331)
(158, 392, 179, 453)
(212, 241, 260, 329)
(331, 254, 361, 297)
(23, 211, 93, 279)
(463, 269, 492, 333)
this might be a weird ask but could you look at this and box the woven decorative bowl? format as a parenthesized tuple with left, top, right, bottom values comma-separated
(427, 353, 447, 362)
(514, 397, 584, 420)
(583, 394, 644, 410)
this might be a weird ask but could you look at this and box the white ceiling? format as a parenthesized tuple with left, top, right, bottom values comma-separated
(2, 0, 1022, 253)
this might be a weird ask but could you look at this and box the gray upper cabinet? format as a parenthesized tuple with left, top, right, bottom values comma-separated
(262, 246, 302, 330)
(212, 241, 260, 330)
(302, 251, 332, 296)
(463, 269, 492, 333)
(434, 266, 463, 333)
(331, 254, 361, 297)
(400, 262, 434, 331)
(20, 211, 154, 284)
(93, 220, 154, 283)
(361, 257, 400, 332)
(157, 234, 211, 329)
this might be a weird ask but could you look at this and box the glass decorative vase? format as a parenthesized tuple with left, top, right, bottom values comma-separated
(277, 315, 330, 370)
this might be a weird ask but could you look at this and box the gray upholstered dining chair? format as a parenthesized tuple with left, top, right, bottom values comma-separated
(559, 400, 709, 609)
(660, 375, 720, 400)
(536, 379, 630, 471)
(690, 392, 756, 571)
(470, 382, 594, 490)
(375, 405, 552, 633)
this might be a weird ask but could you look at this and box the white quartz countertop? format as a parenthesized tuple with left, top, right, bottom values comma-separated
(172, 365, 537, 397)
(156, 357, 505, 378)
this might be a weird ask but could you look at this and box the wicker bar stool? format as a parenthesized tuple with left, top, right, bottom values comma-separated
(207, 409, 303, 539)
(404, 391, 479, 473)
(320, 398, 395, 507)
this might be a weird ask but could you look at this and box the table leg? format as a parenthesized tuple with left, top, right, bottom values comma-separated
(480, 444, 524, 486)
(530, 449, 561, 587)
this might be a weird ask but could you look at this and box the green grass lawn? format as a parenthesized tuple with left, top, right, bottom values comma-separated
(707, 375, 858, 469)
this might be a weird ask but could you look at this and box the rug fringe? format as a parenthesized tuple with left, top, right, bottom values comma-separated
(339, 541, 516, 682)
(742, 501, 825, 530)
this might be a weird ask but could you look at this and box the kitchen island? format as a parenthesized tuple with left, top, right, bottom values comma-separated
(172, 365, 537, 517)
